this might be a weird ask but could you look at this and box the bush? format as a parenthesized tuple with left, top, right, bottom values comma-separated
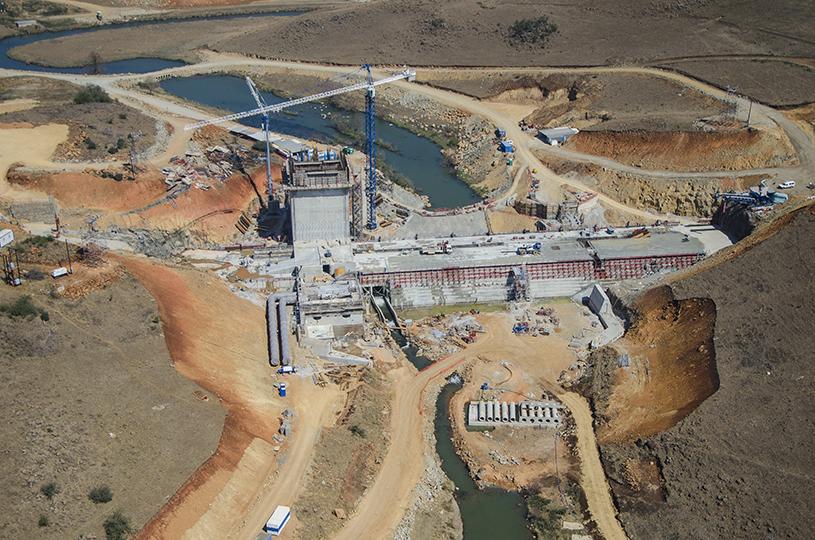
(1, 296, 41, 319)
(40, 311, 49, 321)
(74, 85, 112, 105)
(118, 112, 127, 120)
(107, 146, 119, 155)
(38, 515, 49, 527)
(507, 16, 558, 47)
(89, 485, 113, 504)
(85, 138, 97, 150)
(349, 425, 366, 438)
(40, 482, 60, 500)
(103, 511, 132, 540)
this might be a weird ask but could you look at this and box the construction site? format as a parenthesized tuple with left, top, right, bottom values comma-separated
(0, 2, 813, 540)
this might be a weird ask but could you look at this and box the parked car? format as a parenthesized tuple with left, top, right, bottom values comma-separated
(777, 180, 796, 189)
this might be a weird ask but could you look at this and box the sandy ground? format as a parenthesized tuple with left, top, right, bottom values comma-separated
(120, 259, 343, 539)
(0, 98, 39, 114)
(0, 123, 69, 201)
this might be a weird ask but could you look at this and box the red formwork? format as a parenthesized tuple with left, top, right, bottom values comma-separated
(360, 252, 705, 288)
(598, 254, 703, 280)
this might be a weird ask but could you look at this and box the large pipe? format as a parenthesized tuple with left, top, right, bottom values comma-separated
(501, 402, 509, 422)
(509, 402, 517, 422)
(478, 401, 486, 422)
(486, 401, 494, 422)
(278, 300, 291, 365)
(267, 296, 280, 366)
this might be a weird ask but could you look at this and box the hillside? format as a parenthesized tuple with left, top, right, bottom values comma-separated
(579, 204, 815, 539)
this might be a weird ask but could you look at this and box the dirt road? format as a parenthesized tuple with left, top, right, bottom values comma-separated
(558, 392, 628, 540)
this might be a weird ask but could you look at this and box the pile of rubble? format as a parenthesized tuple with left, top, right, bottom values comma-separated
(161, 145, 252, 193)
(510, 303, 561, 337)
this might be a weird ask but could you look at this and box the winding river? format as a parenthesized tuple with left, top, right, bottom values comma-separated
(1, 16, 481, 208)
(159, 74, 481, 208)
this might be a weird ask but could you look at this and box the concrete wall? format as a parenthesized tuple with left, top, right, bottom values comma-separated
(389, 277, 591, 309)
(290, 188, 350, 243)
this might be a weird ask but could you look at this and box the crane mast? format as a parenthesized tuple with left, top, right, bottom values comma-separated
(186, 66, 416, 232)
(244, 76, 273, 205)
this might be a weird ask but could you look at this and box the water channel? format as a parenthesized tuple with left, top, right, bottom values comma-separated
(159, 74, 481, 208)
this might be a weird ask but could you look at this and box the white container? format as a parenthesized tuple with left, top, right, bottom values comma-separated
(265, 505, 291, 536)
(51, 267, 69, 278)
(0, 229, 13, 248)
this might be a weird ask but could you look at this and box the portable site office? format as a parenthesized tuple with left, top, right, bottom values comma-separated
(265, 505, 291, 536)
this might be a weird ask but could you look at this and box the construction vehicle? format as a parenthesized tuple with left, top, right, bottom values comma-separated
(516, 242, 541, 255)
(420, 241, 452, 255)
(277, 366, 297, 374)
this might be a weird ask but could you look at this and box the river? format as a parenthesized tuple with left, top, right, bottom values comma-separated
(435, 380, 533, 540)
(0, 11, 301, 74)
(159, 75, 481, 209)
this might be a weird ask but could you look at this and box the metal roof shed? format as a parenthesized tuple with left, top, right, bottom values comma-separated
(538, 127, 579, 145)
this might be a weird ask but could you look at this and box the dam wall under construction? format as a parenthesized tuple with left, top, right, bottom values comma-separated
(355, 230, 705, 309)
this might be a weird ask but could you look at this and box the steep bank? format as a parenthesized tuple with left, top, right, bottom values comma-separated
(568, 128, 797, 173)
(578, 204, 815, 539)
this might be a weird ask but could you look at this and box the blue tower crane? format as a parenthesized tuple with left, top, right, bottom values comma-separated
(186, 66, 416, 233)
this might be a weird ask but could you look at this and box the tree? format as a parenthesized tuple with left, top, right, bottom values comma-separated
(89, 485, 113, 504)
(40, 482, 60, 500)
(74, 85, 112, 105)
(103, 512, 132, 540)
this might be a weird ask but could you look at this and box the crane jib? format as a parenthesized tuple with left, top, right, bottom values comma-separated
(184, 68, 416, 131)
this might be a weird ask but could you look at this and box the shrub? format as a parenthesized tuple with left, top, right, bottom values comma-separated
(40, 311, 49, 321)
(103, 511, 132, 540)
(40, 481, 60, 500)
(89, 485, 113, 504)
(38, 515, 49, 527)
(107, 146, 119, 155)
(118, 112, 127, 120)
(74, 85, 112, 104)
(349, 425, 366, 438)
(85, 138, 97, 150)
(507, 16, 558, 47)
(116, 138, 126, 150)
(1, 296, 41, 319)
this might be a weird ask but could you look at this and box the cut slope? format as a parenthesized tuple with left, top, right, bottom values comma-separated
(585, 286, 718, 445)
(587, 204, 815, 539)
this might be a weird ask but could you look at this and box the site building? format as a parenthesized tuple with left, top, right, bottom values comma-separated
(538, 127, 579, 146)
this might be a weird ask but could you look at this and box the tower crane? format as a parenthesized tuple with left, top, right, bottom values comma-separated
(185, 66, 416, 231)
(244, 76, 273, 206)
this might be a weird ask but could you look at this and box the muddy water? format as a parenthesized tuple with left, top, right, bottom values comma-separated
(159, 74, 481, 209)
(435, 380, 532, 540)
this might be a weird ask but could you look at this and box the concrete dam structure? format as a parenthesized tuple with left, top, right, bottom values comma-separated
(355, 229, 705, 309)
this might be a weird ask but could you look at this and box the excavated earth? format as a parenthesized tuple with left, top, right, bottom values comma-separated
(567, 128, 797, 172)
(579, 204, 815, 539)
